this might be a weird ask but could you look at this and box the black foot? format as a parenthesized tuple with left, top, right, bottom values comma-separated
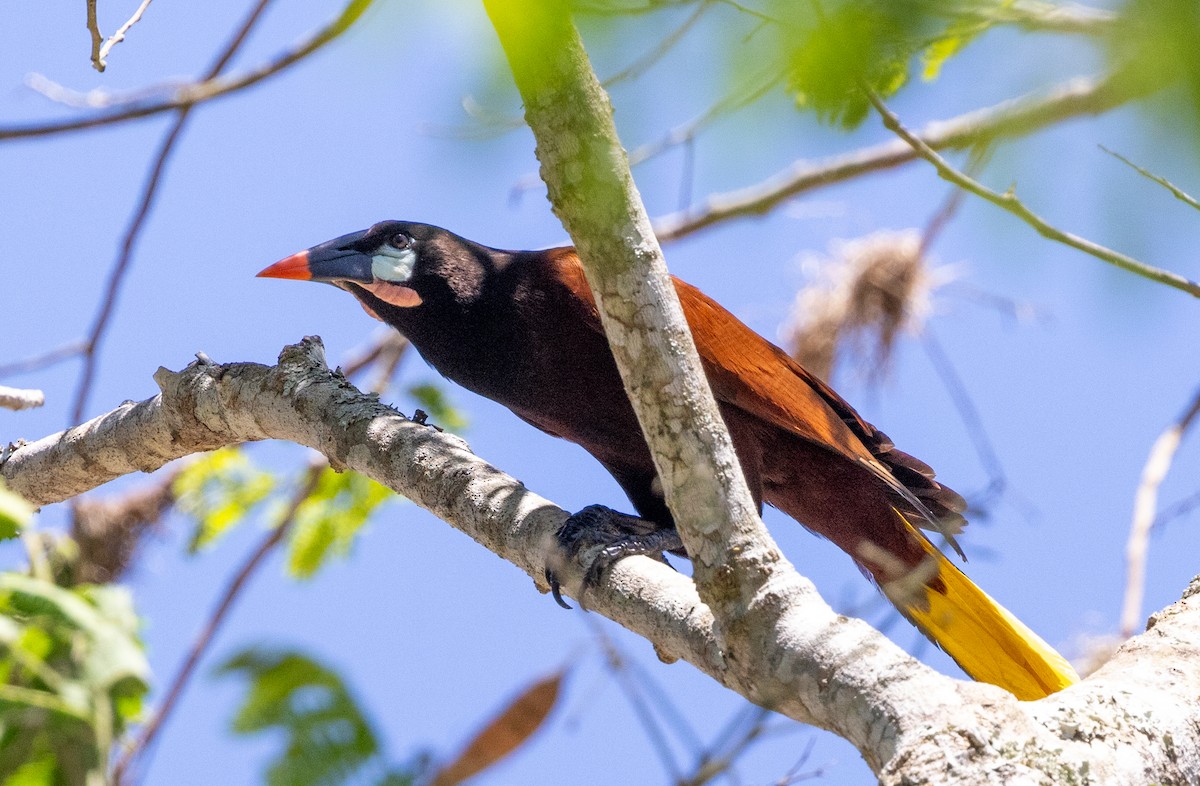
(545, 504, 683, 610)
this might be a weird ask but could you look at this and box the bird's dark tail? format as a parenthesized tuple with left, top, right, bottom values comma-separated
(885, 515, 1078, 700)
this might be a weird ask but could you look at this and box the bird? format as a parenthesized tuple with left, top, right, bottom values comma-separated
(257, 220, 1078, 700)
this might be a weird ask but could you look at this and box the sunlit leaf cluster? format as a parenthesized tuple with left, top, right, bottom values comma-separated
(287, 469, 393, 580)
(0, 575, 148, 785)
(219, 648, 415, 786)
(174, 447, 276, 553)
(0, 484, 31, 543)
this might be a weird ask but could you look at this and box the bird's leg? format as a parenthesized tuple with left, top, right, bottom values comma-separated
(545, 504, 684, 609)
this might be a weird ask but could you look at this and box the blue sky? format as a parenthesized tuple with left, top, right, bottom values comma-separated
(3, 1, 1199, 783)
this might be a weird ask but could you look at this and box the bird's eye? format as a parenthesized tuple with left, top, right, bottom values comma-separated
(390, 232, 412, 250)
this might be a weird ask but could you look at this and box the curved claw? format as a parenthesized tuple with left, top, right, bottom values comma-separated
(546, 568, 573, 610)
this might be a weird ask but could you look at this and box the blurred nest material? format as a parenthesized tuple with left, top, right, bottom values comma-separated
(784, 230, 949, 383)
(69, 469, 180, 584)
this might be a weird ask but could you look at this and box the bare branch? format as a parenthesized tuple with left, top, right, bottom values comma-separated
(0, 386, 45, 411)
(654, 73, 1157, 242)
(602, 0, 710, 87)
(1121, 386, 1200, 637)
(864, 88, 1200, 298)
(936, 0, 1117, 35)
(0, 341, 87, 379)
(2, 340, 1200, 781)
(920, 330, 1007, 508)
(111, 460, 324, 784)
(627, 65, 783, 166)
(1101, 145, 1200, 213)
(70, 0, 278, 426)
(589, 618, 688, 781)
(87, 0, 104, 71)
(96, 0, 155, 71)
(0, 340, 936, 754)
(0, 0, 374, 143)
(487, 0, 768, 644)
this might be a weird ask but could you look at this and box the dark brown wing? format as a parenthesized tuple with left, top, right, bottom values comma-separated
(549, 248, 964, 538)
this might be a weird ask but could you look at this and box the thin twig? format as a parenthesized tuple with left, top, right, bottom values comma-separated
(1154, 488, 1200, 530)
(920, 330, 1007, 509)
(69, 0, 279, 426)
(96, 0, 155, 71)
(23, 74, 174, 110)
(87, 0, 105, 71)
(68, 116, 185, 425)
(0, 386, 46, 411)
(0, 0, 374, 143)
(653, 72, 1159, 242)
(775, 735, 823, 785)
(586, 619, 684, 782)
(111, 461, 326, 785)
(1120, 386, 1200, 638)
(367, 334, 410, 395)
(0, 341, 87, 379)
(864, 88, 1200, 298)
(919, 147, 992, 257)
(1100, 145, 1200, 213)
(679, 705, 772, 786)
(628, 65, 783, 166)
(339, 331, 408, 382)
(602, 1, 710, 88)
(510, 64, 781, 205)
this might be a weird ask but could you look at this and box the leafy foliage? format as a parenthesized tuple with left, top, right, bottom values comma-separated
(779, 0, 985, 127)
(174, 447, 276, 553)
(0, 575, 148, 786)
(0, 483, 31, 542)
(219, 648, 414, 786)
(286, 469, 393, 580)
(1106, 0, 1200, 123)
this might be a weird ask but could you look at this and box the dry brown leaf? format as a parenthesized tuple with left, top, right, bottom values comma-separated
(430, 669, 566, 786)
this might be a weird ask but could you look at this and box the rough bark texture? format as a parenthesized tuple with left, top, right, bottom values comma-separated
(470, 3, 1200, 782)
(482, 0, 782, 666)
(3, 341, 1200, 782)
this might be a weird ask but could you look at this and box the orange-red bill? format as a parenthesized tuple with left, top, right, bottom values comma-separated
(256, 251, 312, 280)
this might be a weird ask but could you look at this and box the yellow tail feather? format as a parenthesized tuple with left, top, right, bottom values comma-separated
(893, 518, 1079, 700)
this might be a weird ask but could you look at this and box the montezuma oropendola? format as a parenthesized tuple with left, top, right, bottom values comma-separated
(258, 220, 1078, 700)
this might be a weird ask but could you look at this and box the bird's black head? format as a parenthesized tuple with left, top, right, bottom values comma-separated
(257, 221, 507, 321)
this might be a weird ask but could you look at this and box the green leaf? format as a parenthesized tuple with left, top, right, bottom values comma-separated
(920, 21, 983, 81)
(286, 470, 392, 580)
(0, 574, 149, 785)
(781, 0, 956, 128)
(1106, 0, 1200, 136)
(407, 383, 467, 432)
(4, 752, 56, 786)
(0, 576, 149, 694)
(0, 484, 32, 541)
(219, 648, 381, 786)
(175, 448, 276, 553)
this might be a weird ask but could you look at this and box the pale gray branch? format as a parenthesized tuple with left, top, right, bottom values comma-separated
(653, 73, 1156, 242)
(864, 89, 1200, 297)
(1121, 387, 1200, 637)
(96, 0, 155, 70)
(0, 386, 45, 411)
(1, 340, 1199, 782)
